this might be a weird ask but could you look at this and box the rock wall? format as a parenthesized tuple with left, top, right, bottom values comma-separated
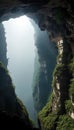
(32, 23, 57, 112)
(0, 23, 8, 67)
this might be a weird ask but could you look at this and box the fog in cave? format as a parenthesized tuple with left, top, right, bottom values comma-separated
(3, 15, 36, 121)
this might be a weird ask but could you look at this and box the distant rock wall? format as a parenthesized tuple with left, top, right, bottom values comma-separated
(32, 23, 57, 112)
(0, 23, 8, 67)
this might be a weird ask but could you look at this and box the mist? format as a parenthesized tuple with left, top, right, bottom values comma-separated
(3, 15, 36, 120)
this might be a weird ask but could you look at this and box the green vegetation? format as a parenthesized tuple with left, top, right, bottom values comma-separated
(69, 57, 74, 77)
(57, 54, 62, 59)
(69, 78, 74, 95)
(38, 40, 74, 130)
(39, 93, 74, 130)
(39, 113, 58, 130)
(52, 63, 66, 82)
(38, 94, 53, 117)
(39, 100, 74, 130)
(65, 100, 74, 113)
(53, 64, 64, 76)
(52, 76, 56, 88)
(38, 93, 58, 130)
(56, 115, 74, 130)
(69, 57, 74, 95)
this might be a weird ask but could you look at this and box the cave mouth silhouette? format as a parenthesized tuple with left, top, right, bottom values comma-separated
(2, 15, 38, 125)
(3, 12, 56, 125)
(2, 4, 58, 127)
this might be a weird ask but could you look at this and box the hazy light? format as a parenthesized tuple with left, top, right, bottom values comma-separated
(3, 15, 36, 119)
(3, 16, 35, 59)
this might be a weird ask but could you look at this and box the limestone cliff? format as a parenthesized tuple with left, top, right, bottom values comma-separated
(32, 23, 57, 112)
(38, 38, 74, 130)
(38, 1, 74, 129)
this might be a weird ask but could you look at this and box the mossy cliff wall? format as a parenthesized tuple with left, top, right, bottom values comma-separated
(38, 37, 74, 130)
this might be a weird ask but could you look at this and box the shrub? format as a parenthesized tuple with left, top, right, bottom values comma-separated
(65, 100, 74, 113)
(56, 115, 74, 130)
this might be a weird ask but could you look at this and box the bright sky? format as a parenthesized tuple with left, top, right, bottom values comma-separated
(2, 16, 36, 118)
(3, 15, 35, 61)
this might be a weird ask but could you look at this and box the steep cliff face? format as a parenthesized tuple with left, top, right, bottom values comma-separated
(32, 23, 57, 112)
(38, 39, 74, 130)
(38, 1, 74, 129)
(0, 62, 34, 129)
(0, 0, 74, 130)
(0, 23, 8, 67)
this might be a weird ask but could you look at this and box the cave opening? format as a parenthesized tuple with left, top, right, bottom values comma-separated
(0, 1, 74, 129)
(1, 14, 58, 127)
(2, 15, 38, 125)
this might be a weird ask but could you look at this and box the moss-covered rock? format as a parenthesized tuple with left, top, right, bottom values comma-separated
(65, 100, 74, 113)
(56, 115, 74, 130)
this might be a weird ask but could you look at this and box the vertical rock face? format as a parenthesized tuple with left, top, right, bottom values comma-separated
(32, 22, 57, 112)
(38, 38, 74, 130)
(0, 63, 17, 113)
(0, 23, 8, 67)
(51, 38, 72, 114)
(38, 1, 74, 130)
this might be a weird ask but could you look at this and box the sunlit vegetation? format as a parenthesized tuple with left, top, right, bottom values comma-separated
(53, 64, 64, 77)
(57, 54, 62, 59)
(39, 113, 58, 130)
(56, 115, 74, 130)
(52, 63, 68, 88)
(65, 100, 74, 113)
(38, 93, 58, 130)
(51, 77, 56, 88)
(38, 97, 74, 130)
(69, 78, 74, 95)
